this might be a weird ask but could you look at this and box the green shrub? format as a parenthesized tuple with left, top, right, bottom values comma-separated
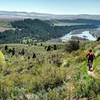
(65, 40, 80, 52)
(75, 51, 86, 63)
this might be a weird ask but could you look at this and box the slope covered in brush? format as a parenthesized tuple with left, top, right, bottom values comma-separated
(0, 41, 100, 99)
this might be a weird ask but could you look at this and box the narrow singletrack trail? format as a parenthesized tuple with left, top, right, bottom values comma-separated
(88, 71, 96, 78)
(87, 70, 99, 79)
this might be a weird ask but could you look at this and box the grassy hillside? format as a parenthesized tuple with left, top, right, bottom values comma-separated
(0, 41, 100, 100)
(0, 20, 11, 28)
(0, 20, 14, 33)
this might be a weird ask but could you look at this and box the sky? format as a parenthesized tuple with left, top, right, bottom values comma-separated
(0, 0, 100, 15)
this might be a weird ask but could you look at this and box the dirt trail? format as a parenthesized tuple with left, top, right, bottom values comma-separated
(88, 71, 96, 78)
(87, 70, 99, 80)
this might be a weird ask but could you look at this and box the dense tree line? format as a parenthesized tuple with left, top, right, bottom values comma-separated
(0, 19, 97, 43)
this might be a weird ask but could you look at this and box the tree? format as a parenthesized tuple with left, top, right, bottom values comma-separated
(4, 45, 8, 51)
(47, 45, 51, 51)
(32, 53, 36, 58)
(20, 48, 25, 55)
(12, 48, 15, 56)
(53, 45, 57, 50)
(97, 37, 100, 41)
(65, 40, 80, 52)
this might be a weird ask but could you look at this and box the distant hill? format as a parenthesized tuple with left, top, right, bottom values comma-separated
(0, 11, 100, 20)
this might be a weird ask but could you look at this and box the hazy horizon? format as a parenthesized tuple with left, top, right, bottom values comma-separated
(0, 0, 100, 15)
(1, 10, 100, 16)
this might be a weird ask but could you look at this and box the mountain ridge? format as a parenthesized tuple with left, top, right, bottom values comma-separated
(1, 11, 100, 20)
